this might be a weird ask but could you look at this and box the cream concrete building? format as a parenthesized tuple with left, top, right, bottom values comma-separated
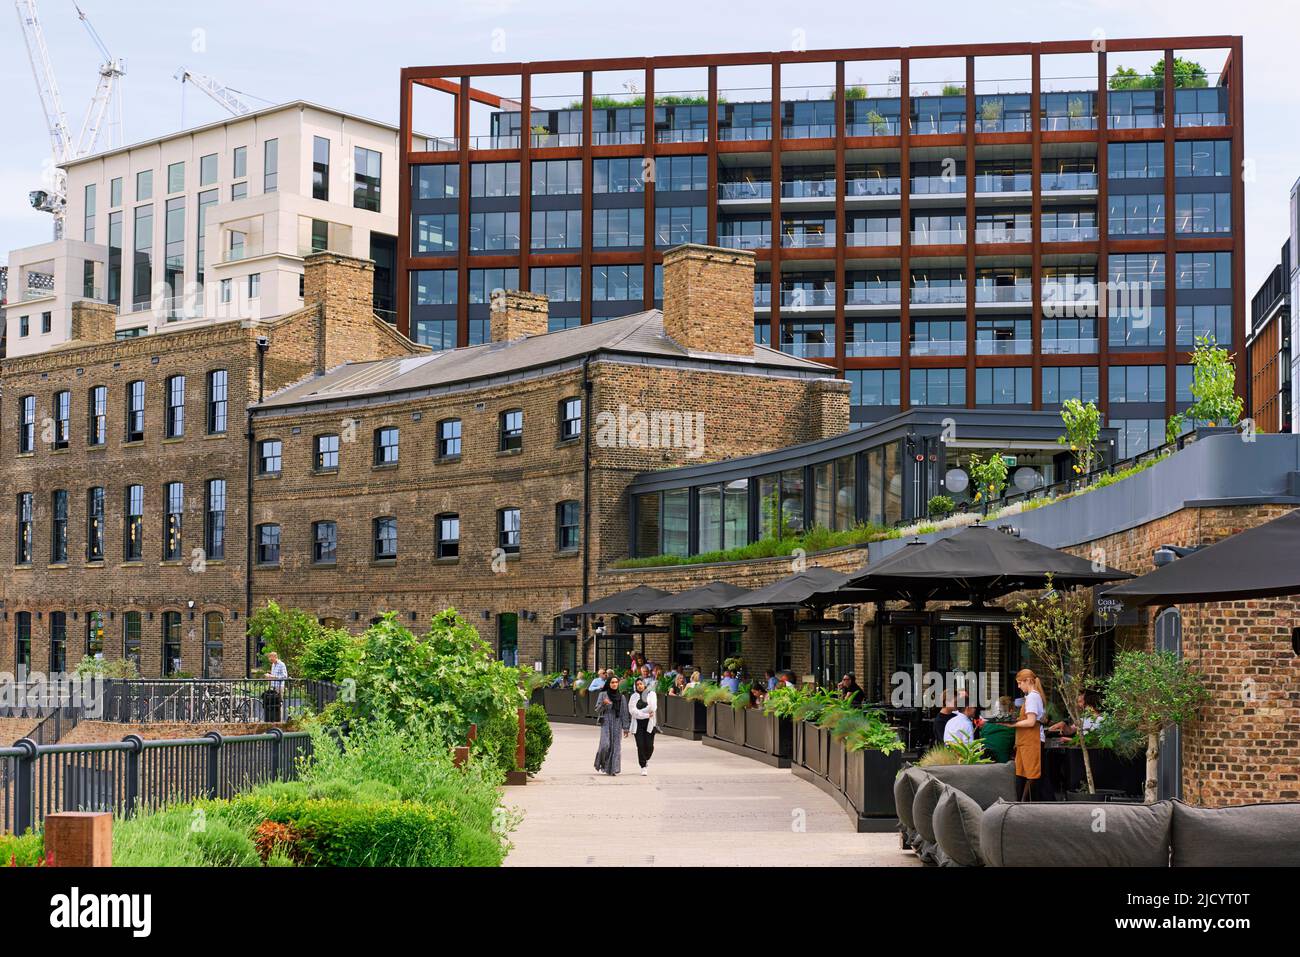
(3, 101, 400, 358)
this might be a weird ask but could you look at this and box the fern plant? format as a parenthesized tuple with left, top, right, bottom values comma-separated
(762, 685, 804, 719)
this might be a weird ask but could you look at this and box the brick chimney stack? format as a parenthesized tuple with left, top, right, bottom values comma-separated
(490, 290, 549, 342)
(302, 251, 381, 370)
(69, 301, 116, 344)
(661, 244, 755, 357)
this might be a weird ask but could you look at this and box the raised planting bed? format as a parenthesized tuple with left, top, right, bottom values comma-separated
(703, 704, 790, 768)
(536, 688, 598, 724)
(659, 693, 706, 739)
(790, 724, 905, 832)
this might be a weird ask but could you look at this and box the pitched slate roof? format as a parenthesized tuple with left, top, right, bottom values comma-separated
(255, 309, 831, 411)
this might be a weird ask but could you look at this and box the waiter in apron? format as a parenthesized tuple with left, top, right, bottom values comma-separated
(1007, 668, 1046, 801)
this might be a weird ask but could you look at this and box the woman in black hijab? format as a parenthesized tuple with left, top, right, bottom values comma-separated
(594, 675, 630, 775)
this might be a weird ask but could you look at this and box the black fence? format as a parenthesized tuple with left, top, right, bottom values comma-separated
(24, 707, 82, 747)
(0, 728, 312, 836)
(100, 679, 339, 724)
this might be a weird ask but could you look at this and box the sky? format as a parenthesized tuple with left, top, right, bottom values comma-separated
(2, 0, 1295, 310)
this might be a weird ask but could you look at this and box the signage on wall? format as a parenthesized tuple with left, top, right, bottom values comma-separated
(1095, 594, 1140, 629)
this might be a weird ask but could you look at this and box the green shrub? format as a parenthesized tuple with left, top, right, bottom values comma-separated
(523, 704, 553, 775)
(927, 494, 955, 518)
(299, 627, 357, 682)
(227, 795, 502, 867)
(1, 831, 45, 866)
(113, 803, 257, 867)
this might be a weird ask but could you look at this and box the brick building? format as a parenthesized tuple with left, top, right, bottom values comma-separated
(247, 244, 847, 665)
(0, 252, 418, 678)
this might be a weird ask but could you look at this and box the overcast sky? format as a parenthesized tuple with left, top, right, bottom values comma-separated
(2, 0, 1294, 312)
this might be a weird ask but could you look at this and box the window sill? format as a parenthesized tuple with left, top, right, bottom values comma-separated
(159, 560, 185, 567)
(371, 463, 399, 471)
(256, 472, 282, 480)
(311, 562, 338, 569)
(120, 561, 144, 568)
(435, 555, 460, 564)
(123, 439, 145, 448)
(553, 548, 580, 558)
(313, 468, 340, 477)
(84, 561, 106, 568)
(496, 448, 523, 457)
(205, 433, 228, 441)
(556, 436, 581, 448)
(16, 452, 35, 459)
(51, 447, 70, 454)
(435, 455, 462, 465)
(13, 563, 34, 570)
(162, 437, 184, 444)
(370, 559, 398, 567)
(47, 563, 68, 570)
(255, 563, 281, 570)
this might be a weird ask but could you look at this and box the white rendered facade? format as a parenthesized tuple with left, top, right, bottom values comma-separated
(3, 102, 399, 357)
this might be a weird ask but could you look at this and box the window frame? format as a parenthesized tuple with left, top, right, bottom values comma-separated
(437, 418, 462, 459)
(372, 516, 398, 561)
(435, 512, 460, 559)
(499, 409, 523, 452)
(556, 500, 580, 551)
(497, 506, 521, 554)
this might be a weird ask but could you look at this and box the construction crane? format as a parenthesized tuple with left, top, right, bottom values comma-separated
(175, 68, 256, 123)
(15, 0, 126, 238)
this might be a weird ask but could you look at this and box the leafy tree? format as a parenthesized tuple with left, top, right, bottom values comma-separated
(298, 627, 357, 682)
(1109, 57, 1207, 90)
(927, 494, 955, 518)
(1103, 650, 1210, 803)
(968, 452, 1009, 503)
(1058, 398, 1102, 477)
(246, 602, 322, 675)
(341, 611, 525, 773)
(1013, 580, 1103, 793)
(1186, 335, 1244, 427)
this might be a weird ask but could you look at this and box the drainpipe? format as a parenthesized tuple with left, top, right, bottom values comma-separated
(581, 356, 593, 669)
(245, 337, 269, 677)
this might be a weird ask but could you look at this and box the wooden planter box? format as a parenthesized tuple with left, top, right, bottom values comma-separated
(791, 725, 901, 832)
(659, 694, 706, 739)
(542, 688, 578, 720)
(703, 704, 789, 767)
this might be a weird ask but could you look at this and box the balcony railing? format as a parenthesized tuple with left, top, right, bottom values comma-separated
(973, 173, 1032, 194)
(467, 134, 521, 150)
(1174, 111, 1228, 128)
(719, 181, 772, 200)
(845, 287, 902, 306)
(909, 340, 965, 357)
(845, 340, 902, 357)
(781, 340, 836, 358)
(1041, 225, 1099, 242)
(655, 128, 707, 143)
(780, 230, 836, 248)
(531, 132, 583, 148)
(1107, 113, 1164, 130)
(1041, 281, 1100, 305)
(911, 228, 966, 245)
(781, 288, 836, 308)
(781, 180, 837, 199)
(911, 118, 967, 135)
(976, 338, 1033, 356)
(593, 131, 645, 145)
(1042, 172, 1098, 191)
(718, 233, 771, 250)
(1041, 337, 1100, 355)
(911, 176, 966, 195)
(783, 123, 836, 139)
(910, 287, 966, 305)
(717, 125, 772, 142)
(1040, 115, 1097, 132)
(846, 229, 901, 246)
(846, 118, 902, 136)
(845, 177, 902, 197)
(754, 288, 772, 307)
(975, 283, 1033, 303)
(973, 115, 1033, 133)
(975, 225, 1032, 243)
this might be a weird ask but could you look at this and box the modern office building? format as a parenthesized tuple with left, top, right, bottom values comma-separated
(1248, 241, 1292, 433)
(398, 37, 1244, 457)
(3, 102, 401, 358)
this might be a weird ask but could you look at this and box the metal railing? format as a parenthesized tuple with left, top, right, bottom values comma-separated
(101, 679, 339, 724)
(26, 707, 82, 747)
(0, 729, 311, 835)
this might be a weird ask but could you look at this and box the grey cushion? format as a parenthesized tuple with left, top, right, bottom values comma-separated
(912, 775, 946, 845)
(933, 786, 985, 867)
(981, 798, 1172, 867)
(894, 766, 927, 829)
(1171, 800, 1300, 867)
(926, 761, 1018, 810)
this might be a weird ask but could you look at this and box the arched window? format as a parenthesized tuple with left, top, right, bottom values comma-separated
(204, 612, 224, 678)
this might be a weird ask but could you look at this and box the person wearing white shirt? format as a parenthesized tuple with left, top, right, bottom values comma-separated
(943, 707, 976, 745)
(1005, 669, 1047, 800)
(628, 678, 658, 776)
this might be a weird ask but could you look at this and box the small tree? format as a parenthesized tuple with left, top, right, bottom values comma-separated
(246, 601, 323, 675)
(1058, 398, 1102, 477)
(1186, 335, 1244, 428)
(1103, 649, 1210, 803)
(968, 452, 1009, 503)
(1013, 579, 1103, 793)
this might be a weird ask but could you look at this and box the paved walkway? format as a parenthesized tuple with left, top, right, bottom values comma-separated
(504, 723, 919, 866)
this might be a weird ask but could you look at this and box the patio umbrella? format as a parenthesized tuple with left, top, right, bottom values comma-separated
(846, 523, 1134, 607)
(651, 580, 753, 613)
(564, 585, 673, 616)
(1104, 507, 1300, 606)
(716, 566, 876, 609)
